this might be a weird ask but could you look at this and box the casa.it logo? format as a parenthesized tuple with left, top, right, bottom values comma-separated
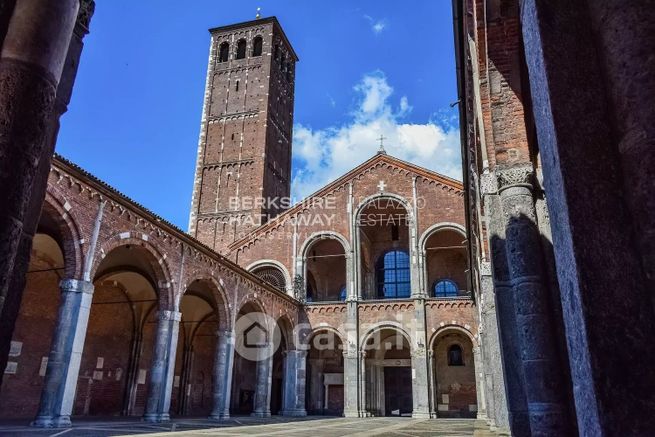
(234, 312, 281, 361)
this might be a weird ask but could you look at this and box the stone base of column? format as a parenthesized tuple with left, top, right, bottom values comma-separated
(251, 410, 271, 418)
(281, 408, 307, 417)
(143, 412, 170, 423)
(208, 410, 230, 421)
(31, 415, 72, 428)
(344, 409, 359, 418)
(411, 410, 431, 419)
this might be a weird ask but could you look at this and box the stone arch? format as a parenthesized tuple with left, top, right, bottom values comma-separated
(300, 326, 347, 350)
(418, 222, 467, 253)
(40, 191, 84, 279)
(354, 192, 415, 223)
(91, 233, 174, 309)
(299, 231, 352, 302)
(246, 259, 292, 296)
(182, 275, 232, 331)
(419, 223, 468, 297)
(429, 325, 478, 418)
(428, 324, 478, 350)
(360, 322, 414, 353)
(275, 313, 296, 350)
(299, 231, 352, 258)
(354, 193, 418, 299)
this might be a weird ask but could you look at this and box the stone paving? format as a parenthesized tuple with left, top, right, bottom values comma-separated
(0, 416, 499, 437)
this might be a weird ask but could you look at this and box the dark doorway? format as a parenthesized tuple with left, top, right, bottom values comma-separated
(384, 367, 413, 416)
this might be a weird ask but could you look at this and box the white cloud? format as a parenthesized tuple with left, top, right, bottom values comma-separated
(291, 71, 462, 201)
(363, 15, 387, 35)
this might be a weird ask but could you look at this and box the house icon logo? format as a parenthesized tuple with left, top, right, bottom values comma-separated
(244, 321, 268, 348)
(234, 311, 280, 361)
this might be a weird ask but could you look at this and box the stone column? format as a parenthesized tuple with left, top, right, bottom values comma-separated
(143, 309, 181, 423)
(343, 351, 359, 417)
(0, 0, 81, 383)
(520, 2, 655, 434)
(497, 166, 571, 434)
(32, 279, 94, 428)
(281, 350, 307, 416)
(482, 172, 530, 436)
(479, 261, 509, 432)
(209, 329, 235, 420)
(251, 342, 272, 417)
(358, 351, 368, 417)
(427, 350, 437, 418)
(472, 345, 486, 420)
(411, 298, 430, 418)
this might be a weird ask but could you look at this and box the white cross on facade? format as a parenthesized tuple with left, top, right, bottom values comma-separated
(377, 180, 386, 191)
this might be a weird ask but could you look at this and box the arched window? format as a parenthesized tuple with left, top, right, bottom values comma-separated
(434, 279, 458, 298)
(376, 250, 410, 299)
(218, 42, 229, 63)
(236, 39, 247, 59)
(252, 36, 263, 56)
(448, 344, 464, 366)
(339, 285, 347, 301)
(253, 266, 286, 291)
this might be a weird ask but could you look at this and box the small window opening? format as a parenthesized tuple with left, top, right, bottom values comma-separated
(448, 344, 464, 366)
(235, 80, 239, 91)
(218, 42, 229, 63)
(236, 39, 246, 59)
(252, 36, 263, 56)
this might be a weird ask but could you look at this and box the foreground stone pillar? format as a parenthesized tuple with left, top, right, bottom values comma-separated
(497, 166, 571, 435)
(281, 350, 307, 416)
(483, 174, 530, 435)
(521, 1, 655, 434)
(209, 330, 235, 420)
(0, 0, 81, 382)
(143, 310, 181, 423)
(33, 279, 93, 428)
(251, 342, 272, 417)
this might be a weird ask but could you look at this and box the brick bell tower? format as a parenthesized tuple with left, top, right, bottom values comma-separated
(188, 16, 298, 254)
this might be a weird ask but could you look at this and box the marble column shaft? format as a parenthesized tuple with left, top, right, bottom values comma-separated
(281, 350, 307, 416)
(143, 309, 181, 423)
(252, 342, 273, 417)
(33, 279, 94, 428)
(210, 330, 235, 420)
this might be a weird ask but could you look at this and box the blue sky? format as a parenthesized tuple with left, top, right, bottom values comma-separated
(57, 1, 460, 230)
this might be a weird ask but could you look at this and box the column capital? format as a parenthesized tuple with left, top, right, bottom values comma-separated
(496, 165, 534, 192)
(59, 278, 93, 294)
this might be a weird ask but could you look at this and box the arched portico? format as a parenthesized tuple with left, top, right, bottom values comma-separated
(360, 325, 414, 417)
(299, 232, 352, 302)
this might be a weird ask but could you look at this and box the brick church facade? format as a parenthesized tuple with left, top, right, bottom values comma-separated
(0, 16, 482, 425)
(2, 1, 654, 435)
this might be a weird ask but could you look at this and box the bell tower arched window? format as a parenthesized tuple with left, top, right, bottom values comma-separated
(236, 39, 246, 59)
(218, 42, 229, 63)
(252, 36, 263, 56)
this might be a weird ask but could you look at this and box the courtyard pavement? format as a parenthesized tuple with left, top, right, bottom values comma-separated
(0, 416, 499, 437)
